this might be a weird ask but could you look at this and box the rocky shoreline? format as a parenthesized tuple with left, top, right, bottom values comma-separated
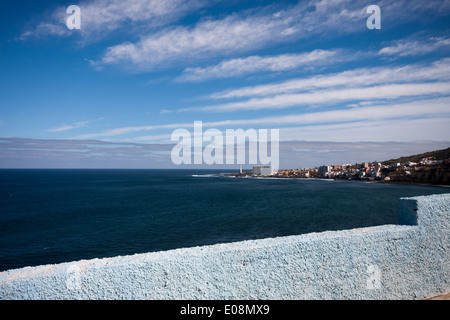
(225, 169, 450, 187)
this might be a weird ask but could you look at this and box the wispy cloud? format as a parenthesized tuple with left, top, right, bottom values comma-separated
(20, 0, 211, 42)
(175, 49, 345, 82)
(209, 58, 450, 99)
(93, 0, 368, 70)
(81, 0, 209, 34)
(19, 22, 67, 40)
(95, 12, 298, 69)
(279, 117, 450, 143)
(263, 96, 450, 129)
(76, 96, 450, 142)
(20, 0, 450, 71)
(47, 118, 103, 133)
(379, 36, 450, 57)
(181, 82, 450, 113)
(92, 0, 450, 71)
(76, 122, 190, 139)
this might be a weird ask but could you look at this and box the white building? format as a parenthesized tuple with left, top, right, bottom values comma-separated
(253, 165, 274, 176)
(318, 165, 331, 176)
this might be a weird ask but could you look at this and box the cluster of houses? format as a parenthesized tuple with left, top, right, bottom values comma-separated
(252, 156, 448, 181)
(274, 163, 386, 180)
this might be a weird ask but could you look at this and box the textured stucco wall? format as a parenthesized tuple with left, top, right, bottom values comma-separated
(1, 193, 449, 300)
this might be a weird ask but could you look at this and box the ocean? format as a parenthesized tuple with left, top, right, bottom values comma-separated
(0, 169, 448, 272)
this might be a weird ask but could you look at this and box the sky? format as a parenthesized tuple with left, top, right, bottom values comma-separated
(0, 0, 450, 169)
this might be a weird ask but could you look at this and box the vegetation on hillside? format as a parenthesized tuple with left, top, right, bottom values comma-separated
(382, 147, 450, 165)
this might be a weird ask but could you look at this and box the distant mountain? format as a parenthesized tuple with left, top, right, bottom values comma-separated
(382, 147, 450, 165)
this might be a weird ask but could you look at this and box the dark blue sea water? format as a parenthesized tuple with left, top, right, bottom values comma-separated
(0, 169, 449, 272)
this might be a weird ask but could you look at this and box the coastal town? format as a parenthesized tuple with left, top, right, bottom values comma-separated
(232, 148, 450, 185)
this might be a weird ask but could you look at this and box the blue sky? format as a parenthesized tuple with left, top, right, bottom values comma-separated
(0, 0, 450, 168)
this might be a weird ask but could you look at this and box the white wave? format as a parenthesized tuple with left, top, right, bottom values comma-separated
(191, 174, 218, 178)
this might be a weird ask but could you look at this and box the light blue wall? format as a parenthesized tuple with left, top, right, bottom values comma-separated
(1, 194, 449, 300)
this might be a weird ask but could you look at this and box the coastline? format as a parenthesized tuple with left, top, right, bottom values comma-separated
(224, 172, 450, 187)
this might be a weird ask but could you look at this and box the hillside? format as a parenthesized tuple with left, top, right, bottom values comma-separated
(381, 147, 450, 185)
(382, 147, 450, 165)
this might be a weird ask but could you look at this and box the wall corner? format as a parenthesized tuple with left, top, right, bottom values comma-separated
(398, 198, 419, 226)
